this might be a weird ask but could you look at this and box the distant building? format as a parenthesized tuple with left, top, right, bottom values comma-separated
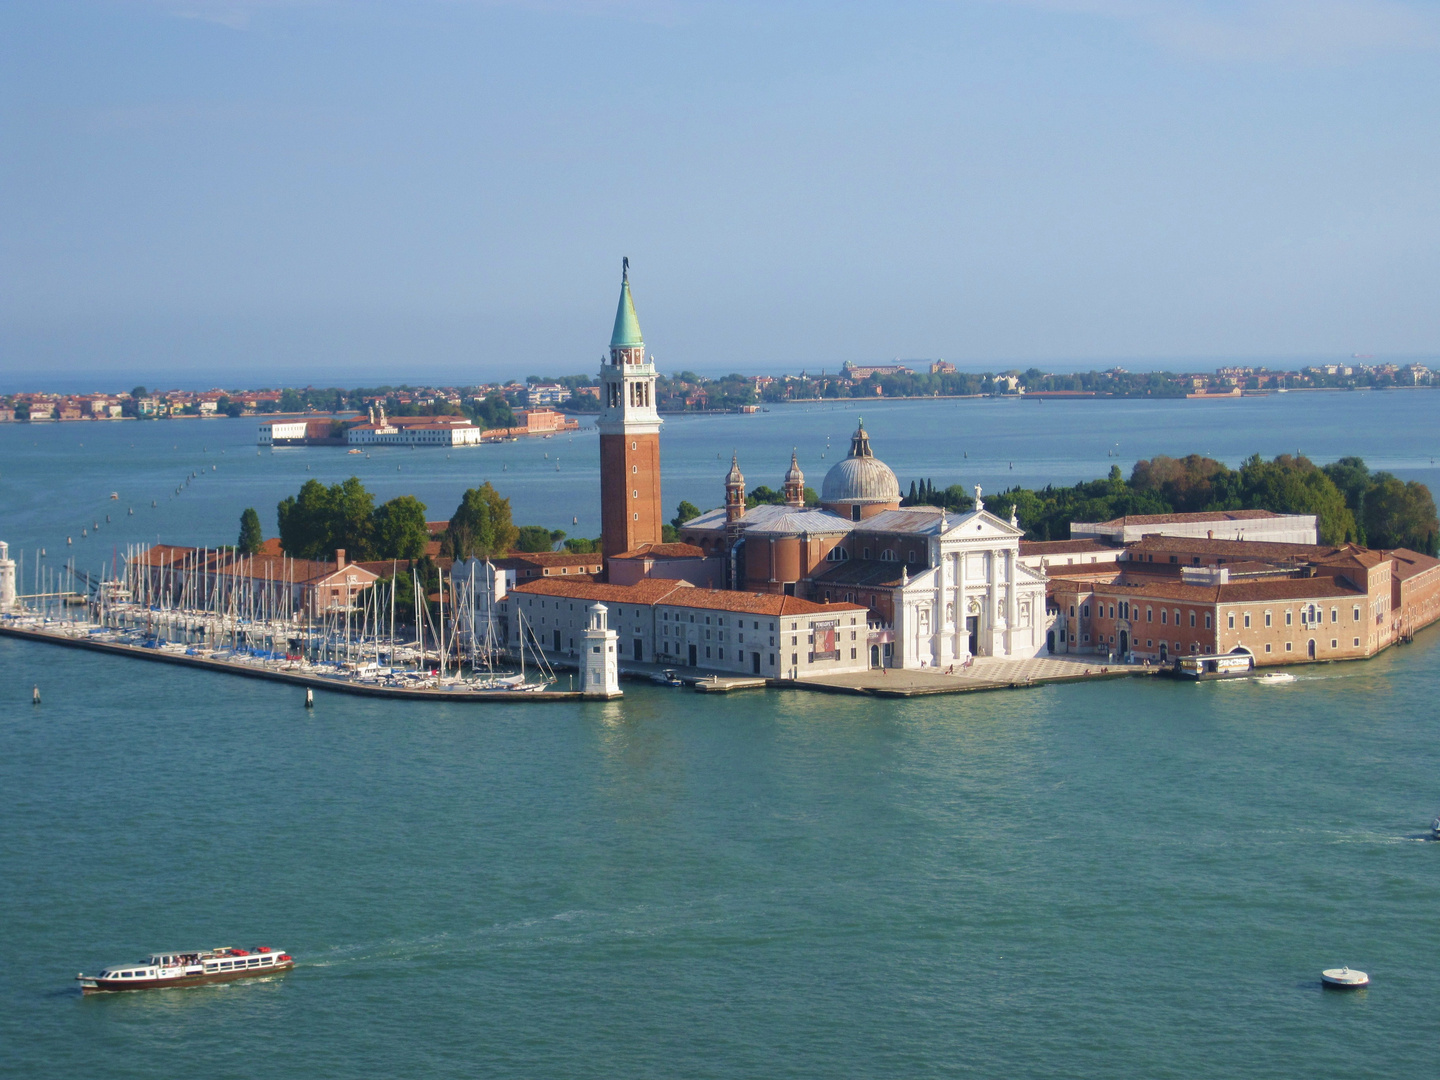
(841, 361, 912, 381)
(347, 406, 483, 446)
(929, 360, 956, 375)
(526, 383, 573, 406)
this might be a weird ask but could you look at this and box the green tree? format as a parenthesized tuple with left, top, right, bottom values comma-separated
(516, 526, 566, 552)
(671, 501, 701, 528)
(372, 495, 430, 560)
(1237, 454, 1357, 544)
(1322, 457, 1372, 543)
(330, 476, 377, 559)
(446, 482, 519, 560)
(563, 537, 601, 554)
(237, 508, 264, 555)
(1362, 473, 1439, 554)
(279, 388, 303, 412)
(276, 476, 376, 559)
(130, 385, 147, 400)
(277, 479, 334, 558)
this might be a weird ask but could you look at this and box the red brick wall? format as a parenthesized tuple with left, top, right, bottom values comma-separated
(601, 432, 662, 559)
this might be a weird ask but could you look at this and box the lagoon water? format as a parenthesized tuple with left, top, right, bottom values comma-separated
(2, 393, 1439, 1078)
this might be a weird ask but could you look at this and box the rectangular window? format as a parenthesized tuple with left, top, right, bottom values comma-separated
(1243, 613, 1251, 628)
(1331, 639, 1338, 649)
(1331, 608, 1339, 623)
(1353, 606, 1361, 621)
(1147, 608, 1153, 623)
(1354, 637, 1360, 647)
(1205, 614, 1212, 629)
(791, 653, 798, 666)
(1285, 642, 1292, 652)
(1189, 611, 1196, 627)
(1082, 604, 1090, 618)
(1285, 611, 1292, 626)
(1227, 613, 1234, 629)
(1264, 612, 1271, 627)
(1265, 643, 1271, 653)
(1161, 610, 1167, 625)
(851, 648, 857, 659)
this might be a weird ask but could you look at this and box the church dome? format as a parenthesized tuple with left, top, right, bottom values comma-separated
(820, 422, 900, 506)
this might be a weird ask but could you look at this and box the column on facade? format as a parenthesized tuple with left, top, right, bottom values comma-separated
(1005, 549, 1018, 655)
(952, 550, 967, 661)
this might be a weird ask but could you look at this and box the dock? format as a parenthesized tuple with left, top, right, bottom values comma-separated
(0, 622, 589, 702)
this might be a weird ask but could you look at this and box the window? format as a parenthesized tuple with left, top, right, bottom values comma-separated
(1331, 639, 1338, 649)
(1331, 608, 1339, 623)
(1227, 613, 1235, 629)
(1161, 610, 1167, 625)
(1264, 612, 1271, 627)
(1109, 606, 1115, 619)
(1243, 613, 1251, 629)
(791, 653, 798, 665)
(1265, 643, 1272, 653)
(1069, 605, 1075, 618)
(1147, 608, 1153, 622)
(851, 648, 857, 659)
(1082, 634, 1090, 642)
(1353, 606, 1361, 621)
(863, 547, 871, 559)
(1285, 610, 1292, 626)
(1205, 614, 1212, 629)
(1189, 611, 1196, 628)
(1285, 642, 1292, 652)
(1354, 637, 1360, 647)
(1081, 604, 1091, 618)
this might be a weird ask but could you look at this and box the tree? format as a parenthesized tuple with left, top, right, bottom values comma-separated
(1237, 454, 1357, 544)
(237, 508, 264, 555)
(277, 479, 335, 558)
(671, 501, 701, 528)
(1322, 457, 1372, 543)
(446, 482, 518, 560)
(330, 476, 377, 559)
(280, 388, 303, 412)
(130, 385, 147, 401)
(276, 476, 376, 559)
(516, 526, 566, 552)
(372, 495, 430, 560)
(1362, 473, 1439, 554)
(563, 537, 601, 554)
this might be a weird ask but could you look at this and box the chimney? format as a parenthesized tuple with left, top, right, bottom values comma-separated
(335, 548, 346, 569)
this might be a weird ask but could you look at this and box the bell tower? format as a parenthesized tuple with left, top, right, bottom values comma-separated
(725, 454, 746, 523)
(599, 258, 663, 560)
(783, 450, 805, 508)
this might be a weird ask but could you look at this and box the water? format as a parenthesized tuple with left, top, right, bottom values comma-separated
(3, 396, 1439, 1078)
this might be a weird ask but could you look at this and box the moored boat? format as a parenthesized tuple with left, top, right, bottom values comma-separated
(77, 946, 293, 993)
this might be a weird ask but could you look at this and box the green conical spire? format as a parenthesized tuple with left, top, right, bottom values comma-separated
(610, 257, 644, 349)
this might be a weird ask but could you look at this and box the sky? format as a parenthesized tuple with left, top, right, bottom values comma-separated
(1, 0, 1438, 388)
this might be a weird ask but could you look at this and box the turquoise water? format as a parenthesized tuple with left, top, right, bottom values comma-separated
(3, 398, 1439, 1077)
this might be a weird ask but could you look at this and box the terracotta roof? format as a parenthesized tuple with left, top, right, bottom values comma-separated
(1097, 510, 1285, 526)
(1020, 538, 1120, 555)
(510, 578, 865, 617)
(1383, 548, 1440, 582)
(1125, 535, 1344, 560)
(511, 578, 692, 605)
(610, 542, 707, 560)
(1074, 574, 1366, 605)
(497, 551, 606, 568)
(656, 589, 867, 617)
(810, 561, 906, 588)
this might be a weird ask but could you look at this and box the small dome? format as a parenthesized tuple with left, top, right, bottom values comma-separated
(785, 451, 804, 485)
(821, 423, 900, 505)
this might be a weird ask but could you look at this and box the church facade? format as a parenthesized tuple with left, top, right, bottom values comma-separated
(679, 424, 1050, 669)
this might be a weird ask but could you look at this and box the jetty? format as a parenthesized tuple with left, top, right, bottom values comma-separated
(0, 621, 589, 702)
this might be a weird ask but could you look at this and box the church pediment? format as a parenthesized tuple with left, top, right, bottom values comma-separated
(939, 509, 1024, 544)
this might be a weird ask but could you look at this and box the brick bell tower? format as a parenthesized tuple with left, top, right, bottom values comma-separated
(599, 258, 662, 560)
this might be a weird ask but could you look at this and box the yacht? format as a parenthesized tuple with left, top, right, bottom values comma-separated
(77, 946, 293, 993)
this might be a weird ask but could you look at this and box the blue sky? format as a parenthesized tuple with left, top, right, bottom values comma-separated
(2, 0, 1438, 387)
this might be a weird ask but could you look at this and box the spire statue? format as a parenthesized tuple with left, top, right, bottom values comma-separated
(973, 484, 984, 512)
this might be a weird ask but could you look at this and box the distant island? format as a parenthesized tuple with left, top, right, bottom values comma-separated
(1, 358, 1433, 425)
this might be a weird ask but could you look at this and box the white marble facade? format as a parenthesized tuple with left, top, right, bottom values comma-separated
(891, 508, 1049, 669)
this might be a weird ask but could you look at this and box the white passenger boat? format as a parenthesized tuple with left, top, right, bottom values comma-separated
(77, 946, 293, 993)
(1255, 672, 1296, 684)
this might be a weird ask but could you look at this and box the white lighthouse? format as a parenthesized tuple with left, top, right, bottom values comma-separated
(581, 602, 621, 698)
(0, 541, 15, 613)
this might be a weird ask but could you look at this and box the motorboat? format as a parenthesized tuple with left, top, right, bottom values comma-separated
(649, 669, 684, 687)
(1255, 672, 1296, 684)
(1431, 814, 1440, 840)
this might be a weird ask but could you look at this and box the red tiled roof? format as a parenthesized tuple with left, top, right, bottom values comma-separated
(610, 542, 707, 560)
(510, 578, 866, 617)
(1020, 539, 1120, 555)
(1098, 510, 1285, 526)
(1383, 548, 1440, 582)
